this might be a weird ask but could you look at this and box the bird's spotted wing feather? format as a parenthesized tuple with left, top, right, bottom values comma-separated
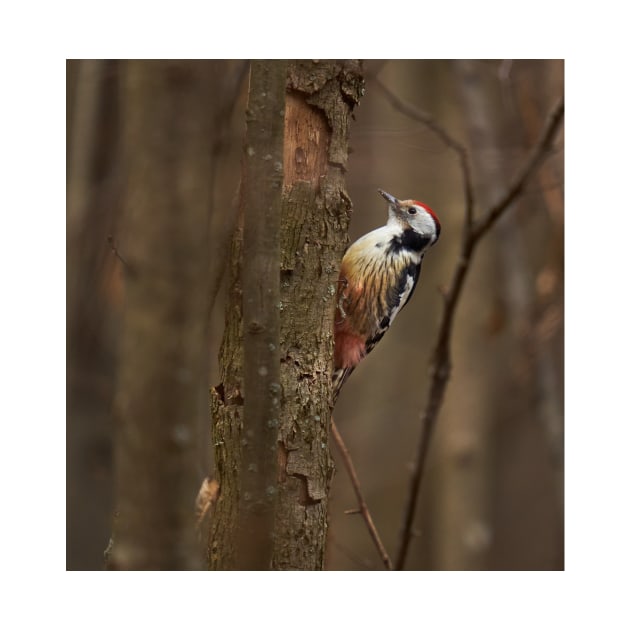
(365, 261, 421, 354)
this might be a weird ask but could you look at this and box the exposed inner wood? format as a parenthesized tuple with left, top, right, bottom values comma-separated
(283, 91, 329, 190)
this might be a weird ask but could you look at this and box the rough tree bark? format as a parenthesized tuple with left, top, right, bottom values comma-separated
(108, 61, 216, 570)
(209, 60, 364, 570)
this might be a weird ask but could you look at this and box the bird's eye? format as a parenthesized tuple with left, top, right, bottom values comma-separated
(408, 207, 417, 215)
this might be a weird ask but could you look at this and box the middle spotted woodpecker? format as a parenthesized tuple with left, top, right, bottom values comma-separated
(333, 189, 441, 401)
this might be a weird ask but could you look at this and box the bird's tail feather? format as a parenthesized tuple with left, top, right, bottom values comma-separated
(332, 366, 354, 404)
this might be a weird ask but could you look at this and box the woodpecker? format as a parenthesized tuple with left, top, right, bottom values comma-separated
(332, 189, 441, 401)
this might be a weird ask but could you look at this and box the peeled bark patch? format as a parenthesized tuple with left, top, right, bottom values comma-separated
(283, 92, 329, 189)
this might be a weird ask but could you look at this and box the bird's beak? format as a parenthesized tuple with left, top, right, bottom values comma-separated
(378, 189, 399, 207)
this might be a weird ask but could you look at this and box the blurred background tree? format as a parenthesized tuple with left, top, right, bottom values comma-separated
(67, 59, 564, 570)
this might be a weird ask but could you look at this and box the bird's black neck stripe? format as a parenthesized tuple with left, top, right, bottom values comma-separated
(388, 228, 432, 255)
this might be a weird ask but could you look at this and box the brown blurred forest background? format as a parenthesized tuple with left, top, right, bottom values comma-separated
(67, 59, 564, 570)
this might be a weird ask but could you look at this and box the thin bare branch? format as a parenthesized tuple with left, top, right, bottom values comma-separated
(394, 97, 565, 570)
(107, 234, 131, 270)
(331, 418, 393, 570)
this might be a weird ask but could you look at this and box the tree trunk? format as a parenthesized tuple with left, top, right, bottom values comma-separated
(108, 60, 216, 570)
(237, 60, 287, 569)
(209, 60, 364, 570)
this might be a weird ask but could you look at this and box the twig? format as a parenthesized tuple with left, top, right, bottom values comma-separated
(330, 418, 393, 570)
(392, 97, 565, 570)
(107, 234, 131, 269)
